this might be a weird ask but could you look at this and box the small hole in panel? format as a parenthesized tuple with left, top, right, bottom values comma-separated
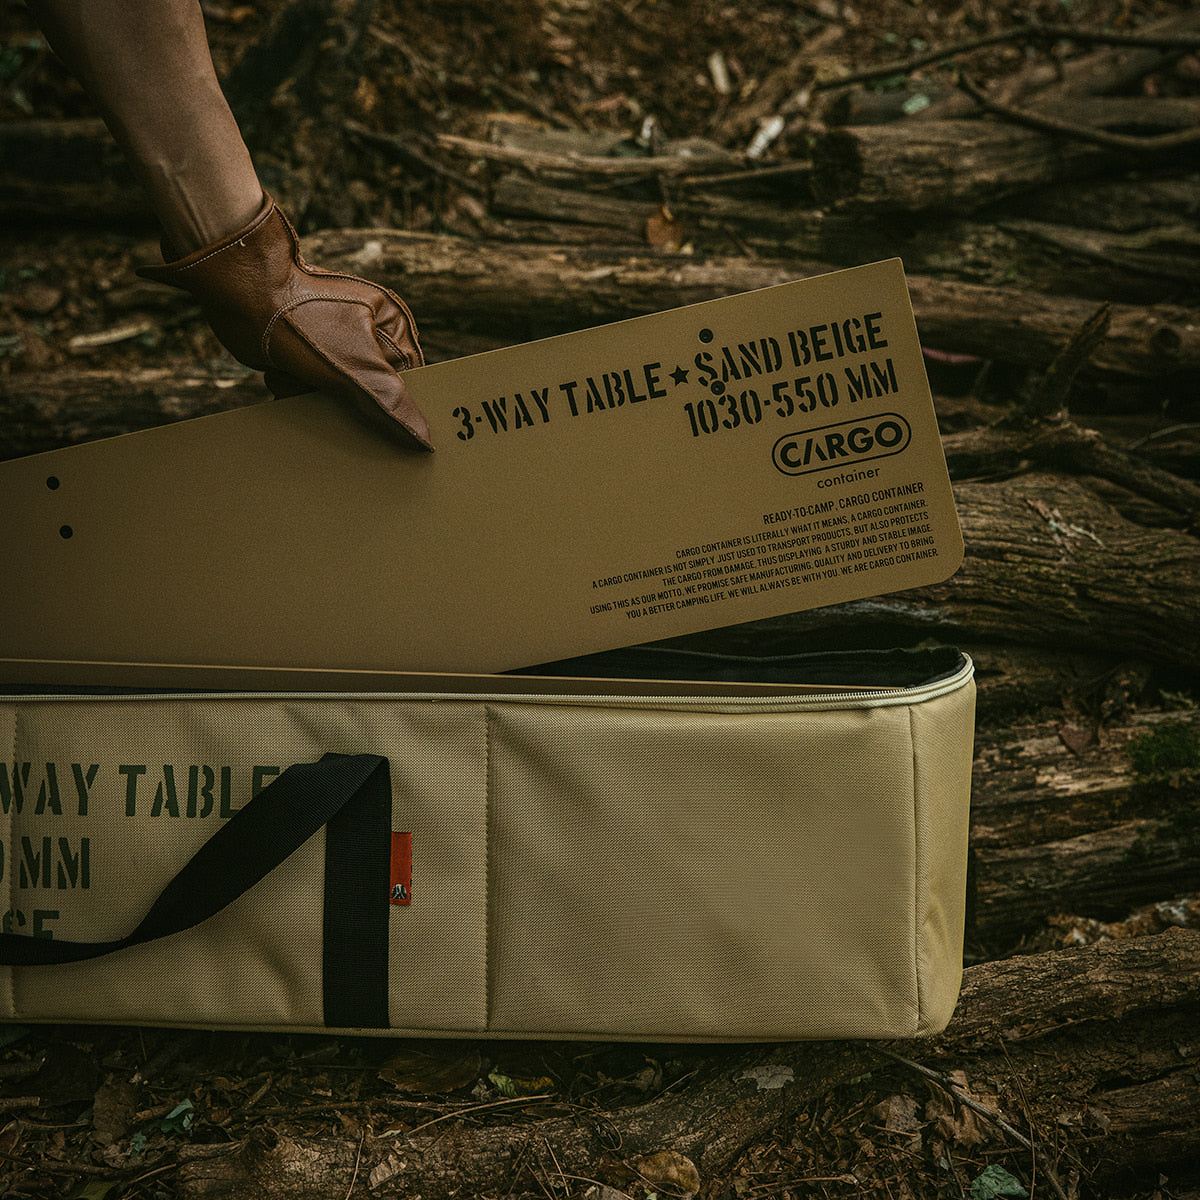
(59, 525, 73, 539)
(46, 476, 60, 490)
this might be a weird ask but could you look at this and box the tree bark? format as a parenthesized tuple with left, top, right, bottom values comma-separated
(708, 472, 1200, 671)
(967, 707, 1200, 952)
(917, 7, 1200, 120)
(0, 367, 263, 461)
(810, 121, 1126, 214)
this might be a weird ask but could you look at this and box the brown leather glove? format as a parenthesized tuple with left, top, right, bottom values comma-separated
(139, 195, 432, 450)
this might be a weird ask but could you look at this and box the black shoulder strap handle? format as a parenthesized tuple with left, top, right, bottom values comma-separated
(0, 753, 391, 986)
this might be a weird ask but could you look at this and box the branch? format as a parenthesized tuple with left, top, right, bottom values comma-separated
(816, 20, 1200, 93)
(958, 72, 1200, 154)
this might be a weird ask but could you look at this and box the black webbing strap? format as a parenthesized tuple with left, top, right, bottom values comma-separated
(0, 753, 393, 1030)
(322, 757, 391, 1028)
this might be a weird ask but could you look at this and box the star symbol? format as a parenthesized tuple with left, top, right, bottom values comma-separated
(670, 364, 689, 386)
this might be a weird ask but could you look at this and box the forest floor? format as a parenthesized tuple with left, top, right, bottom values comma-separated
(2, 1, 1200, 1198)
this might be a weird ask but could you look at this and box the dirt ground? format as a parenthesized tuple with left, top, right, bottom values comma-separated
(2, 1, 1199, 1198)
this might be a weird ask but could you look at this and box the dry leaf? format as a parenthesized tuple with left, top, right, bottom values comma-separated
(874, 1092, 923, 1133)
(646, 205, 684, 250)
(1058, 722, 1096, 756)
(378, 1045, 482, 1094)
(633, 1149, 701, 1197)
(91, 1081, 138, 1146)
(926, 1071, 1001, 1147)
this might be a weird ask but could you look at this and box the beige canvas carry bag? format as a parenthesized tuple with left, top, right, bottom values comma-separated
(0, 646, 974, 1042)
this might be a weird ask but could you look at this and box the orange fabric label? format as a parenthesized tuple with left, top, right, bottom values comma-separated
(389, 832, 412, 905)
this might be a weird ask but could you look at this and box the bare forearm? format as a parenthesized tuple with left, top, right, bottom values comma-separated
(29, 0, 262, 252)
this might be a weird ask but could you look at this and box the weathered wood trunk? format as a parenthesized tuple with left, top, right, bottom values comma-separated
(809, 121, 1124, 213)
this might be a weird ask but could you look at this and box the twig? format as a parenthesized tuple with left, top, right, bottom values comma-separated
(815, 21, 1200, 93)
(817, 29, 1028, 90)
(0, 1152, 123, 1179)
(877, 1049, 1069, 1200)
(999, 1039, 1045, 1200)
(1128, 423, 1200, 452)
(958, 73, 1200, 153)
(1023, 302, 1111, 421)
(344, 120, 486, 194)
(675, 162, 813, 190)
(343, 1128, 365, 1200)
(436, 133, 736, 179)
(391, 1093, 554, 1138)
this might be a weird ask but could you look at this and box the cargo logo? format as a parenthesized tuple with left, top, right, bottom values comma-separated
(772, 413, 911, 477)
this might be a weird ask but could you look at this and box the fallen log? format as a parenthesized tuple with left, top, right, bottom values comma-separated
(6, 116, 1197, 309)
(810, 120, 1125, 214)
(478, 118, 1200, 302)
(486, 174, 1200, 304)
(967, 707, 1200, 952)
(0, 367, 263, 461)
(713, 472, 1200, 672)
(170, 930, 1200, 1199)
(300, 233, 1200, 396)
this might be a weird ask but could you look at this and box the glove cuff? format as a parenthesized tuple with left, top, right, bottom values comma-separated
(137, 192, 293, 370)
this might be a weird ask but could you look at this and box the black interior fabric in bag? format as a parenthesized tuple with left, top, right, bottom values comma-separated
(513, 644, 967, 689)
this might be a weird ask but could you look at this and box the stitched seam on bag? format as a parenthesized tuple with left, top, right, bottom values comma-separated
(483, 704, 494, 1032)
(908, 704, 923, 1032)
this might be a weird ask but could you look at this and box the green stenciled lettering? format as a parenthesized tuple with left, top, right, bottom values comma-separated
(529, 386, 551, 423)
(33, 909, 58, 939)
(644, 361, 667, 399)
(559, 379, 580, 416)
(188, 764, 216, 818)
(252, 765, 281, 797)
(119, 764, 147, 815)
(871, 357, 898, 394)
(19, 836, 51, 889)
(844, 363, 870, 402)
(72, 763, 99, 816)
(622, 368, 648, 404)
(151, 765, 180, 818)
(480, 397, 508, 433)
(219, 766, 237, 818)
(603, 372, 627, 407)
(0, 763, 32, 814)
(55, 837, 89, 889)
(33, 763, 62, 815)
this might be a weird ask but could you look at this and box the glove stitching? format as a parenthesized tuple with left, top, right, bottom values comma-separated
(296, 266, 422, 343)
(260, 294, 377, 362)
(375, 328, 418, 371)
(159, 204, 277, 275)
(298, 265, 408, 308)
(278, 311, 423, 439)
